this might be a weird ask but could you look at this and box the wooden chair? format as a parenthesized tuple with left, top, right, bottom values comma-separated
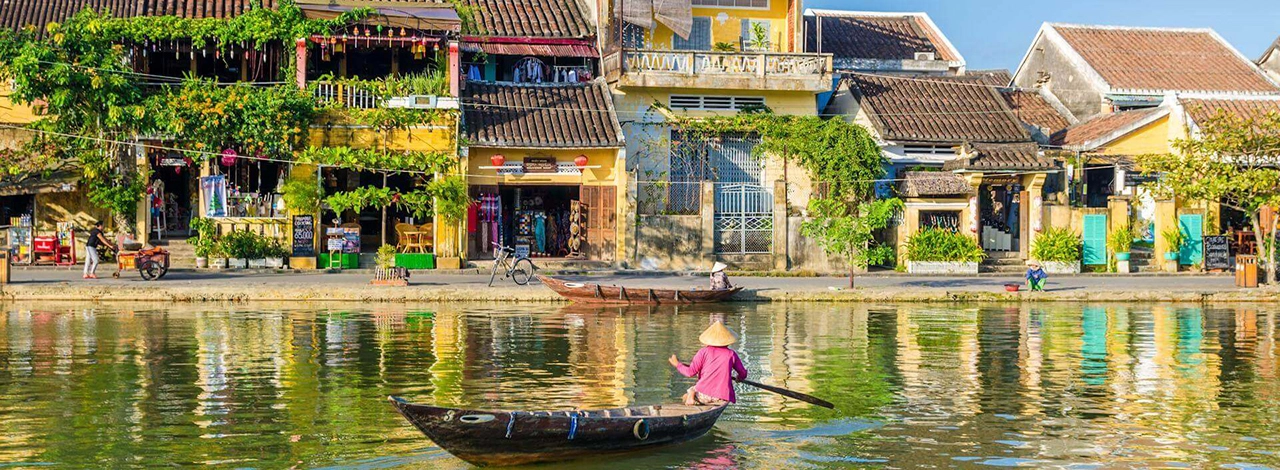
(397, 222, 425, 253)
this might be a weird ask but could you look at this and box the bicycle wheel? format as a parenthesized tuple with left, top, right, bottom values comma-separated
(488, 258, 503, 287)
(511, 258, 535, 285)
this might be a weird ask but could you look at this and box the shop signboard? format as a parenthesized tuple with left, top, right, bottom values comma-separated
(326, 227, 345, 252)
(291, 215, 315, 257)
(343, 228, 361, 254)
(524, 156, 557, 173)
(1204, 235, 1230, 270)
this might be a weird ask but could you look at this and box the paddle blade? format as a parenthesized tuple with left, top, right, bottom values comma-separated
(739, 379, 835, 409)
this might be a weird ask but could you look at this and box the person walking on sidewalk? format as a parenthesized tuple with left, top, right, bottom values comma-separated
(1025, 260, 1047, 292)
(83, 221, 114, 279)
(669, 320, 748, 406)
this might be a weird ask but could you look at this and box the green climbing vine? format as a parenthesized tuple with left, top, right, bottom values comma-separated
(664, 109, 884, 200)
(94, 0, 372, 50)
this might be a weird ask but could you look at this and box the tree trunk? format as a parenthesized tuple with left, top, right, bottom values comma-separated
(110, 142, 137, 240)
(1264, 213, 1274, 286)
(848, 267, 855, 289)
(380, 173, 388, 247)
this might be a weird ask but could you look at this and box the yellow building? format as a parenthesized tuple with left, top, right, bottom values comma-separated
(608, 0, 834, 272)
(461, 80, 626, 264)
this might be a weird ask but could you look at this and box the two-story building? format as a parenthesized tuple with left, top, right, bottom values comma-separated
(1013, 24, 1280, 269)
(603, 0, 836, 272)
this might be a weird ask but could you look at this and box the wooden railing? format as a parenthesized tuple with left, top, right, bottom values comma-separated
(622, 49, 830, 78)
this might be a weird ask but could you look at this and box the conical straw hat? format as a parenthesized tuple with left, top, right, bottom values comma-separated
(698, 321, 738, 346)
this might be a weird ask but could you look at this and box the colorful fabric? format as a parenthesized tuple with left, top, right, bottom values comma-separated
(1025, 267, 1047, 282)
(675, 345, 748, 403)
(1028, 278, 1046, 291)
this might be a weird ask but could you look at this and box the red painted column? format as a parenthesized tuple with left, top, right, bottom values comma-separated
(448, 40, 460, 96)
(295, 38, 307, 89)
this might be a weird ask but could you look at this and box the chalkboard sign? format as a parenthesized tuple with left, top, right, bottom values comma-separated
(1204, 235, 1230, 270)
(291, 215, 315, 257)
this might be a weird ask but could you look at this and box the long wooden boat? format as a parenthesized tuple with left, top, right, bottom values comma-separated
(540, 275, 742, 304)
(388, 396, 726, 467)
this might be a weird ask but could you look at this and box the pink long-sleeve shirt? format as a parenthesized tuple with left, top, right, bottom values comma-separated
(676, 346, 748, 403)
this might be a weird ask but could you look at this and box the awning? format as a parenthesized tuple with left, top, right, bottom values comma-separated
(460, 42, 598, 58)
(0, 171, 79, 197)
(298, 2, 461, 32)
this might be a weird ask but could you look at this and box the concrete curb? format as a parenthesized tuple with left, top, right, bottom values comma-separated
(2, 284, 1276, 303)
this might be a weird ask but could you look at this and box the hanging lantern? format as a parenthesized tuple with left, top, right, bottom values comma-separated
(220, 148, 238, 166)
(399, 28, 406, 37)
(490, 154, 506, 167)
(574, 154, 589, 168)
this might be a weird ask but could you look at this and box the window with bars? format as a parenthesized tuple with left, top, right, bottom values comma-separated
(669, 95, 766, 111)
(622, 22, 649, 49)
(673, 17, 712, 51)
(693, 0, 768, 7)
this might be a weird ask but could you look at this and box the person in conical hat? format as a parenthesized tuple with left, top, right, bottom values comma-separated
(709, 262, 734, 291)
(669, 320, 748, 406)
(1025, 259, 1047, 292)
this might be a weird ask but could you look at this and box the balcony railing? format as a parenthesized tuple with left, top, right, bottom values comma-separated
(311, 81, 459, 110)
(622, 49, 831, 78)
(313, 81, 382, 109)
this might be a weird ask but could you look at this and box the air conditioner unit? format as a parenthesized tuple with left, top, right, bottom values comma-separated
(914, 52, 936, 61)
(386, 95, 439, 109)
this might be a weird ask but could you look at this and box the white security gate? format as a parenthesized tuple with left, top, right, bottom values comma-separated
(714, 183, 773, 254)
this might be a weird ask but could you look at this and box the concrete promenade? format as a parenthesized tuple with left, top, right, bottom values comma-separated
(1, 267, 1273, 303)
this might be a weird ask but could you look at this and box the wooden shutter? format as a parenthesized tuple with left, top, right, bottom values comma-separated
(1178, 214, 1203, 265)
(1082, 214, 1107, 266)
(674, 17, 711, 51)
(580, 186, 617, 261)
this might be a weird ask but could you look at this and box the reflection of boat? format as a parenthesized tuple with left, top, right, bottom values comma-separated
(388, 397, 726, 467)
(540, 275, 741, 305)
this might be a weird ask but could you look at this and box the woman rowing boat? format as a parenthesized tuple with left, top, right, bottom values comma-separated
(669, 320, 748, 406)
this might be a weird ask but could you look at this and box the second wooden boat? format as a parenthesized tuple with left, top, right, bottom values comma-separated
(540, 275, 742, 304)
(388, 397, 726, 467)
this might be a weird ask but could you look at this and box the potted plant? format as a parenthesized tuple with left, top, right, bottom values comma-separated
(220, 230, 256, 269)
(1162, 227, 1184, 270)
(263, 239, 289, 269)
(371, 244, 409, 286)
(904, 228, 986, 274)
(187, 217, 218, 269)
(1030, 227, 1082, 273)
(1109, 224, 1133, 261)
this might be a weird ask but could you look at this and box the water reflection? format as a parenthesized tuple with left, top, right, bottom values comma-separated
(0, 302, 1277, 468)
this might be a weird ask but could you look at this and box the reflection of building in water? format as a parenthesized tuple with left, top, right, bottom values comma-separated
(193, 311, 288, 428)
(895, 306, 981, 417)
(428, 308, 466, 406)
(1019, 307, 1044, 416)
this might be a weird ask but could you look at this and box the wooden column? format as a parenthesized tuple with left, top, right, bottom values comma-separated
(295, 38, 308, 89)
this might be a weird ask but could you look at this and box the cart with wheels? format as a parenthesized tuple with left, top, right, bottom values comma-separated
(113, 246, 170, 280)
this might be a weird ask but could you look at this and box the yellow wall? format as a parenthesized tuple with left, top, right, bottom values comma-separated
(0, 83, 40, 124)
(614, 87, 819, 120)
(308, 125, 458, 154)
(639, 0, 797, 52)
(1093, 115, 1173, 155)
(466, 148, 621, 186)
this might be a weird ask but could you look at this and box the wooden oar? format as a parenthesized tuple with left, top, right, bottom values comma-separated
(737, 379, 835, 409)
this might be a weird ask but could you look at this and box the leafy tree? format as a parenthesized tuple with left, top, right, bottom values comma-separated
(1137, 110, 1280, 284)
(802, 198, 902, 288)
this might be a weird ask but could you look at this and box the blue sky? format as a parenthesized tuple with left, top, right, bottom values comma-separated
(806, 0, 1280, 71)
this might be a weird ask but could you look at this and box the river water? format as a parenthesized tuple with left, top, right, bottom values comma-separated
(0, 302, 1277, 469)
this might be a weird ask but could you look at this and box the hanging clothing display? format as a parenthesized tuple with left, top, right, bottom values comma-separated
(533, 212, 547, 253)
(200, 175, 228, 218)
(467, 64, 483, 81)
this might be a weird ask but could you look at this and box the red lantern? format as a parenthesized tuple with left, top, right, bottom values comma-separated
(574, 154, 589, 168)
(220, 148, 238, 166)
(490, 154, 506, 167)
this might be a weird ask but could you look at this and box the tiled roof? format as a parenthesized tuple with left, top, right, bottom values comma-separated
(1000, 89, 1071, 135)
(463, 80, 623, 148)
(1050, 107, 1166, 149)
(1180, 98, 1280, 125)
(898, 171, 971, 197)
(972, 69, 1013, 87)
(461, 0, 593, 38)
(944, 142, 1054, 171)
(847, 74, 1031, 143)
(1051, 24, 1279, 94)
(804, 11, 958, 62)
(0, 0, 276, 32)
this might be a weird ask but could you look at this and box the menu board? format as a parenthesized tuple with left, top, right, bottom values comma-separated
(291, 215, 315, 257)
(1204, 235, 1230, 270)
(524, 156, 557, 173)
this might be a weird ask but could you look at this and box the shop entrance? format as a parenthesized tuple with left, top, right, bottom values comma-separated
(979, 179, 1024, 253)
(148, 153, 197, 240)
(471, 185, 581, 259)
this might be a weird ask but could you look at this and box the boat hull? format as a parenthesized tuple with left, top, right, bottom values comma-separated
(540, 275, 742, 305)
(388, 397, 726, 467)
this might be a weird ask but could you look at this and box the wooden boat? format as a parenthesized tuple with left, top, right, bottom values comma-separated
(388, 396, 727, 467)
(540, 275, 742, 305)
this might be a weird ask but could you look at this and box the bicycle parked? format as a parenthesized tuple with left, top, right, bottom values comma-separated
(488, 242, 536, 286)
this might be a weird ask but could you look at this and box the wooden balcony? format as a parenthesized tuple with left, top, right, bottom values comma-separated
(618, 49, 832, 92)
